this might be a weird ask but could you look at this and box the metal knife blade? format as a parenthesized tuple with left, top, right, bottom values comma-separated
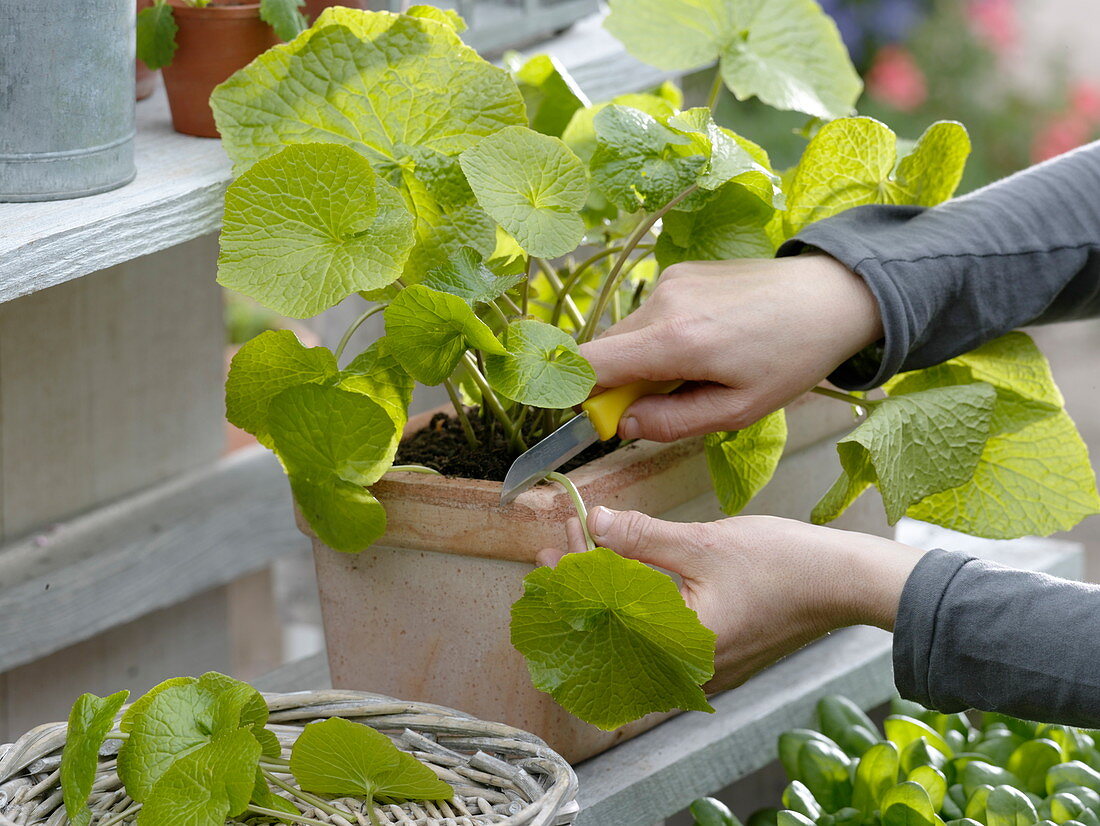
(499, 412, 599, 505)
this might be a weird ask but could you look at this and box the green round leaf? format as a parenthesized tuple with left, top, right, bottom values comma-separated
(289, 717, 453, 801)
(225, 330, 339, 448)
(1008, 740, 1063, 796)
(799, 739, 852, 812)
(460, 126, 588, 258)
(484, 320, 596, 408)
(704, 410, 787, 516)
(511, 547, 716, 730)
(420, 246, 525, 307)
(783, 118, 970, 238)
(604, 0, 861, 119)
(655, 182, 776, 269)
(218, 143, 414, 319)
(62, 690, 130, 826)
(384, 285, 506, 385)
(853, 742, 901, 813)
(881, 782, 936, 826)
(136, 2, 178, 70)
(987, 785, 1039, 826)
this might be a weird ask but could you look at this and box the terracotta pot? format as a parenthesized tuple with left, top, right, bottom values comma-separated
(304, 393, 889, 763)
(160, 1, 279, 138)
(136, 0, 158, 100)
(303, 0, 365, 23)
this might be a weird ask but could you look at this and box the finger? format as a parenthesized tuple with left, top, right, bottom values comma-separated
(579, 326, 685, 388)
(619, 383, 757, 441)
(535, 517, 589, 567)
(587, 506, 700, 572)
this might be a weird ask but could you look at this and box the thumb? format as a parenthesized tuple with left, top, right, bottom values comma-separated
(587, 506, 696, 572)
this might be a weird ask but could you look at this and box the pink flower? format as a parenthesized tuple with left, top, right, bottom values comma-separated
(867, 46, 927, 112)
(1070, 81, 1100, 125)
(1032, 113, 1091, 163)
(967, 0, 1017, 54)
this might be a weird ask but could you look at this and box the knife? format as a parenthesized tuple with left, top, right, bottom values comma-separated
(499, 379, 684, 505)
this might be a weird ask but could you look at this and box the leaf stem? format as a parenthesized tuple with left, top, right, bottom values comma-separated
(579, 185, 700, 343)
(706, 65, 724, 112)
(261, 770, 343, 818)
(97, 803, 141, 826)
(461, 353, 524, 448)
(546, 471, 595, 551)
(387, 464, 443, 475)
(334, 304, 386, 363)
(810, 385, 878, 407)
(443, 378, 479, 448)
(484, 297, 511, 330)
(521, 257, 531, 316)
(248, 805, 333, 826)
(498, 291, 523, 316)
(536, 258, 586, 330)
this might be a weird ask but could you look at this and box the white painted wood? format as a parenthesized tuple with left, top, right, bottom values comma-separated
(0, 235, 225, 537)
(0, 14, 670, 305)
(255, 538, 1082, 826)
(0, 587, 232, 743)
(0, 446, 307, 672)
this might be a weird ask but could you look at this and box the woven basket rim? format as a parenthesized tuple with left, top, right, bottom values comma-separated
(0, 688, 579, 826)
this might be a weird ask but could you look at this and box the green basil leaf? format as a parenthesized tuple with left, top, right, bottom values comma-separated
(219, 143, 414, 319)
(1008, 740, 1063, 796)
(384, 285, 506, 385)
(290, 717, 452, 801)
(853, 742, 900, 813)
(799, 740, 852, 812)
(226, 330, 339, 449)
(778, 812, 817, 826)
(783, 781, 823, 820)
(902, 738, 948, 775)
(704, 410, 787, 515)
(1048, 763, 1100, 796)
(780, 730, 840, 782)
(483, 320, 596, 408)
(604, 0, 861, 119)
(887, 717, 954, 760)
(691, 797, 742, 826)
(962, 763, 1021, 798)
(510, 546, 716, 730)
(908, 766, 948, 811)
(460, 126, 588, 258)
(817, 696, 880, 758)
(987, 786, 1039, 826)
(61, 690, 130, 826)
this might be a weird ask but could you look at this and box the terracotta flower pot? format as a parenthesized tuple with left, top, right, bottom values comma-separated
(303, 0, 365, 23)
(304, 393, 889, 763)
(161, 1, 279, 138)
(136, 0, 158, 100)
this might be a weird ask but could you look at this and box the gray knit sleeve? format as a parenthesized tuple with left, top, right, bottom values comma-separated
(894, 549, 1100, 727)
(777, 142, 1100, 391)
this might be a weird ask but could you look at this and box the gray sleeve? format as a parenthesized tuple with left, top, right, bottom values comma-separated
(894, 549, 1100, 726)
(776, 142, 1100, 391)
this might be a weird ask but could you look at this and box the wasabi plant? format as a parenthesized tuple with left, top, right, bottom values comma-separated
(692, 695, 1100, 826)
(211, 2, 1099, 728)
(59, 673, 451, 826)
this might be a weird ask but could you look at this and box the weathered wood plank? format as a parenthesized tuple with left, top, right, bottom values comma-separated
(0, 446, 306, 672)
(0, 13, 670, 304)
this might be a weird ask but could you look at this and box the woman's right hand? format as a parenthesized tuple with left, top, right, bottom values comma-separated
(579, 254, 884, 442)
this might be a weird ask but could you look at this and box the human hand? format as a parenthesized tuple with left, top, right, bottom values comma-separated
(537, 507, 923, 693)
(579, 254, 884, 442)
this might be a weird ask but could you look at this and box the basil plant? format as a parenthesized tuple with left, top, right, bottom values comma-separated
(692, 695, 1100, 826)
(212, 1, 1099, 728)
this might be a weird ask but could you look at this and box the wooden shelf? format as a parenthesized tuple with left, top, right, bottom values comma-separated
(0, 12, 674, 306)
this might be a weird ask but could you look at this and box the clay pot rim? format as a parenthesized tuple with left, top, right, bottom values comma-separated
(168, 0, 264, 18)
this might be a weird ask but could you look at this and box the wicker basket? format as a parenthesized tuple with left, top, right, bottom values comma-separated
(0, 689, 579, 826)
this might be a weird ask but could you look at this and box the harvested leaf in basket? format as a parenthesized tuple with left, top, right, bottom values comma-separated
(60, 689, 129, 826)
(290, 717, 454, 803)
(511, 546, 716, 730)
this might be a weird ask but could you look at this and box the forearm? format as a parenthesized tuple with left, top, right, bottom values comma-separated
(778, 142, 1100, 390)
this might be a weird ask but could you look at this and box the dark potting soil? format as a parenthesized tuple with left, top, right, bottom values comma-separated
(395, 410, 621, 482)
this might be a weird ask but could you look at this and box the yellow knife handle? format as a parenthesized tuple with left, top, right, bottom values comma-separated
(581, 379, 685, 441)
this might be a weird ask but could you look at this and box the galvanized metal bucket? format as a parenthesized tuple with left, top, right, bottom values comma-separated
(0, 0, 136, 202)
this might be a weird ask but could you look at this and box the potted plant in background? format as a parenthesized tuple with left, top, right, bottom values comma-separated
(209, 4, 1100, 762)
(136, 0, 159, 100)
(136, 0, 308, 136)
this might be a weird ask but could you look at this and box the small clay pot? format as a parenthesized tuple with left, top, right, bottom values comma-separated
(161, 0, 279, 137)
(136, 0, 158, 100)
(304, 0, 365, 23)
